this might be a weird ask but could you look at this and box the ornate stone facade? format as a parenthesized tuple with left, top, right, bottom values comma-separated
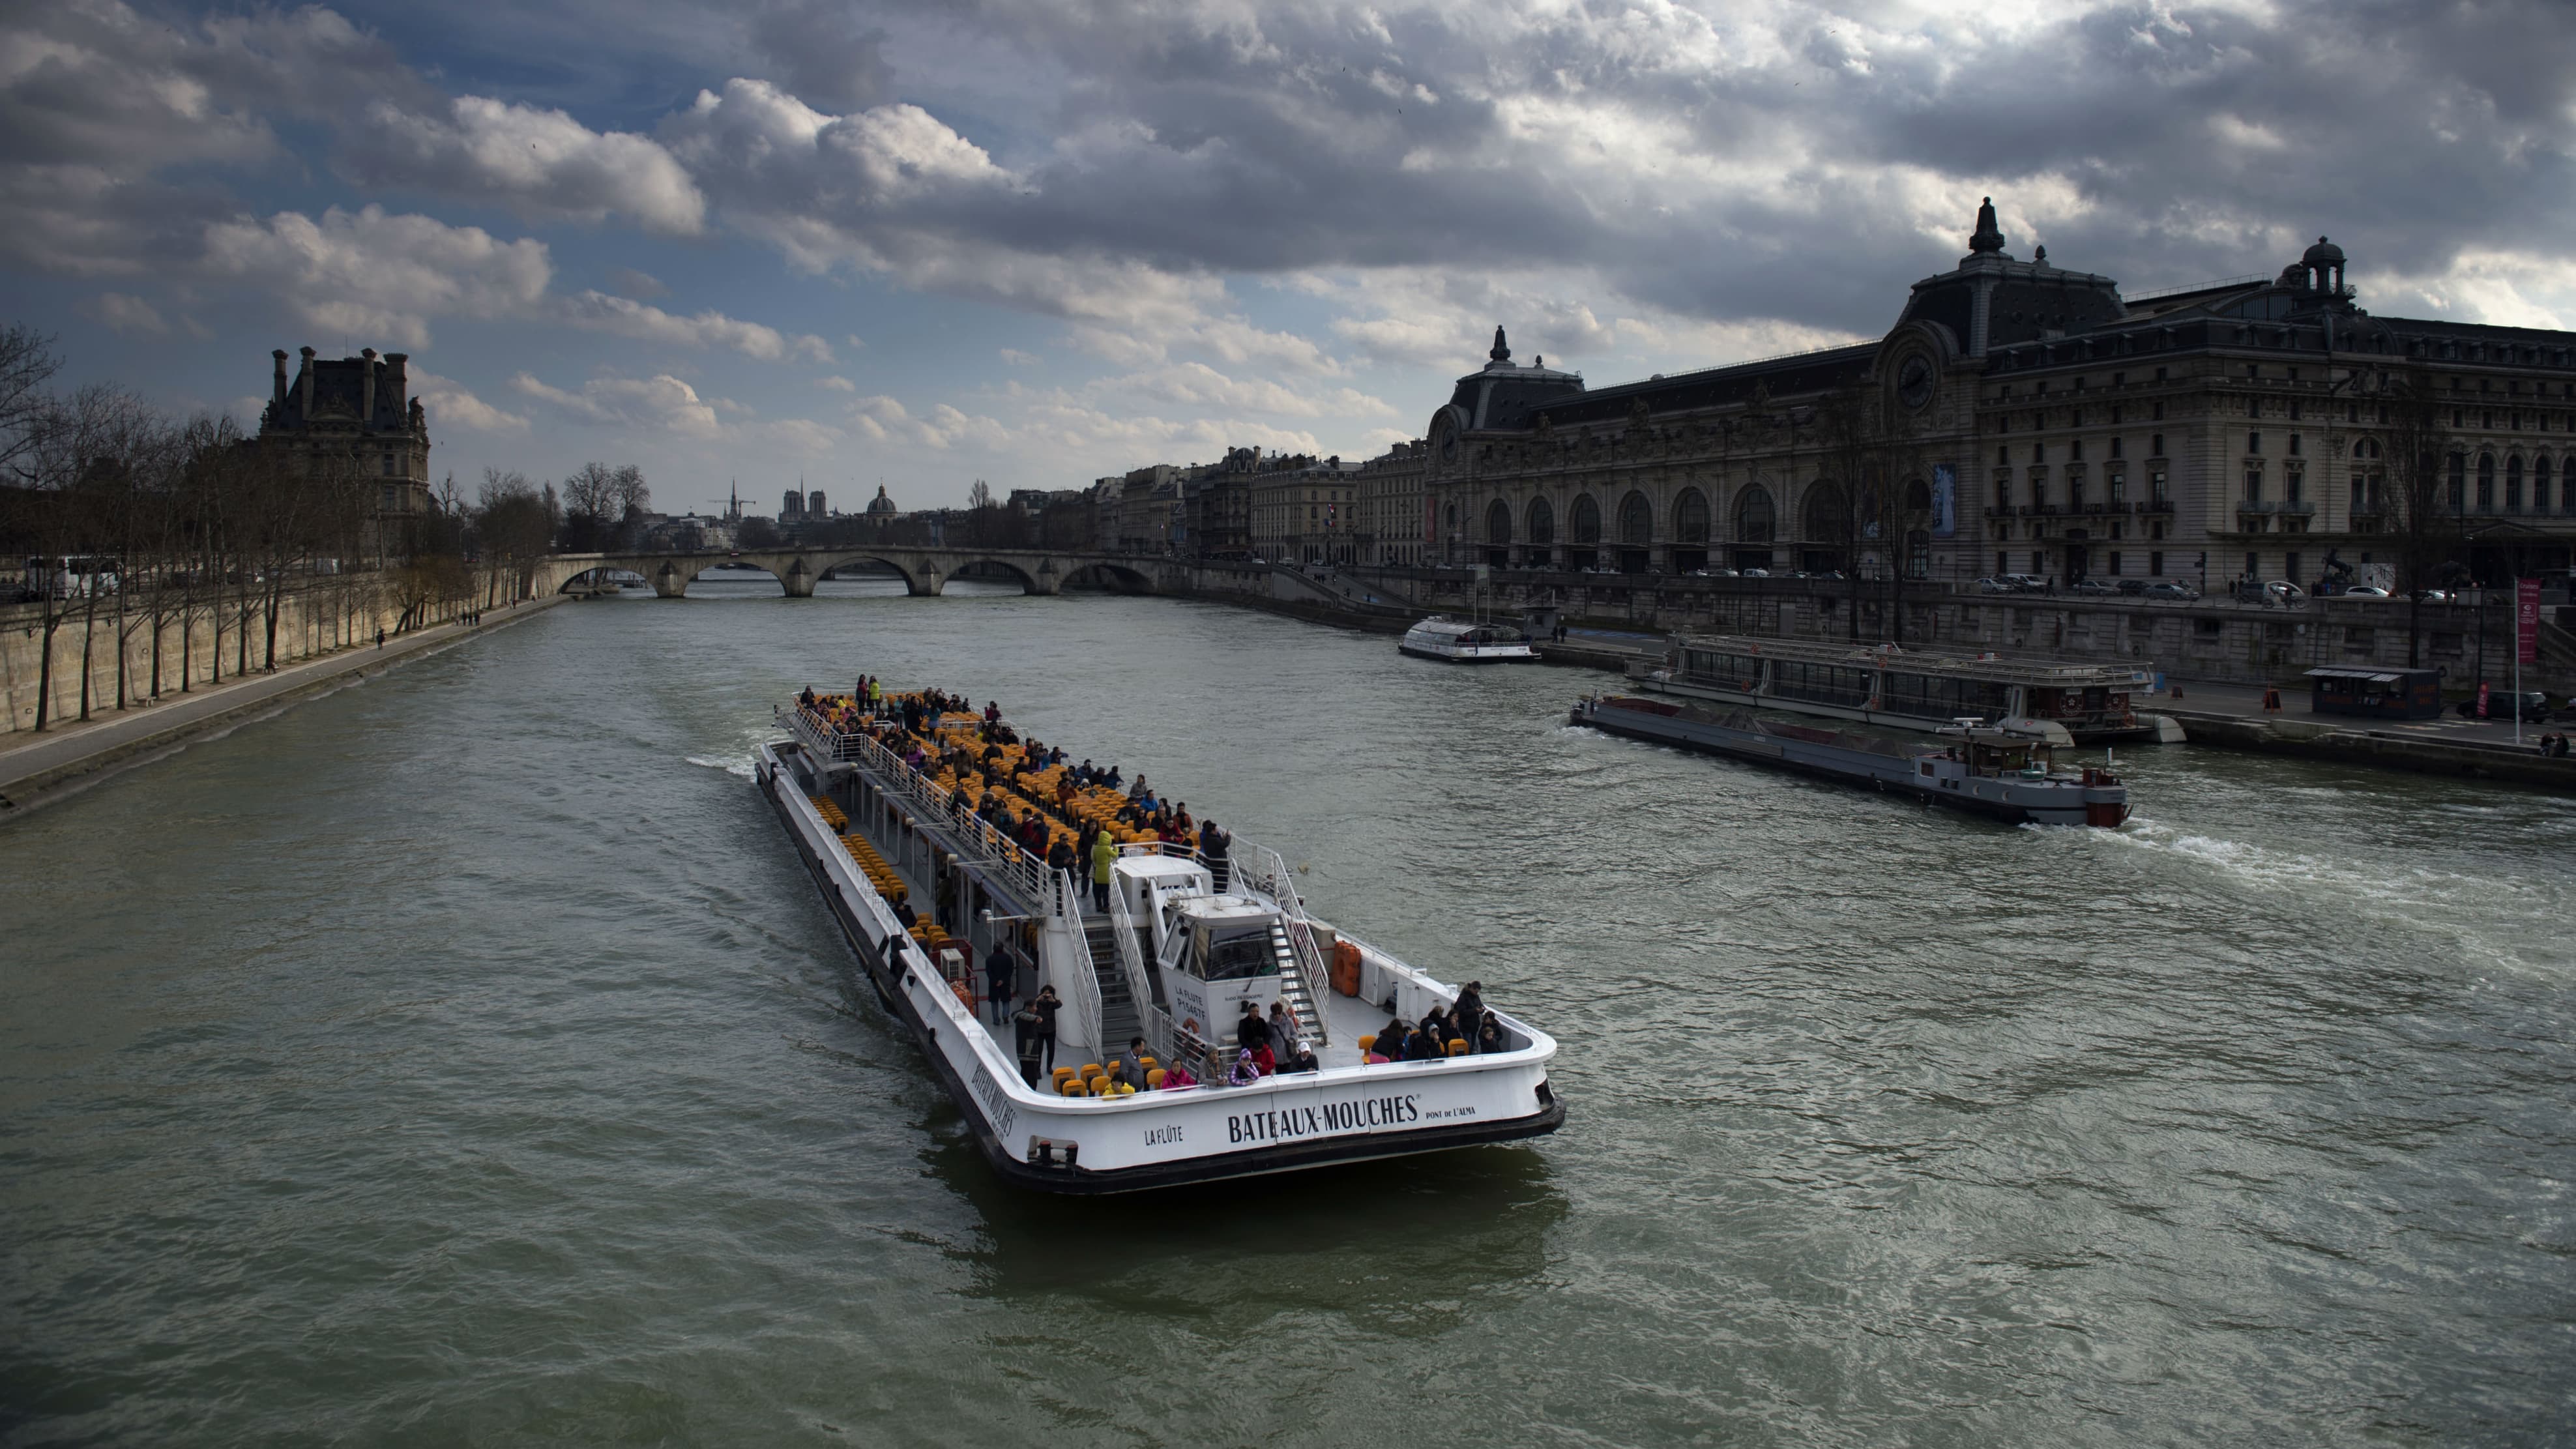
(257, 346, 432, 523)
(1419, 205, 2576, 591)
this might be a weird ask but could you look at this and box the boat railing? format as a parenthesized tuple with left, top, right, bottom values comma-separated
(808, 712, 1059, 912)
(1105, 871, 1175, 1063)
(1050, 866, 1107, 1059)
(1227, 839, 1334, 1047)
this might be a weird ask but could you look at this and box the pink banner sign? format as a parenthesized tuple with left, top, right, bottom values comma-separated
(2518, 578, 2541, 665)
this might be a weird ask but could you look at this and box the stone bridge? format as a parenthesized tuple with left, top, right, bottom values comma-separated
(532, 548, 1164, 599)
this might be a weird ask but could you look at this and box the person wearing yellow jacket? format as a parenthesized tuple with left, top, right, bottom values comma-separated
(1090, 829, 1117, 915)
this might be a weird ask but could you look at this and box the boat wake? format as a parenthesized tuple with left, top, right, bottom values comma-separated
(687, 754, 755, 780)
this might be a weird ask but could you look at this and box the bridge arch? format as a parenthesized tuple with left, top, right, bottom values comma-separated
(1059, 559, 1156, 593)
(804, 553, 939, 596)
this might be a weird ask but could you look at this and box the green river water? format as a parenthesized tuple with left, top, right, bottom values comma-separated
(3, 577, 2571, 1446)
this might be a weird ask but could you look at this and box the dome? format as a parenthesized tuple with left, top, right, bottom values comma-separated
(2302, 235, 2345, 267)
(864, 484, 898, 516)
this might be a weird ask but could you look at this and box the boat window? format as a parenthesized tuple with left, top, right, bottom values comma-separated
(1197, 926, 1279, 982)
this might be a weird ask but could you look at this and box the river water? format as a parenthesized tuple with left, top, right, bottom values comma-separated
(4, 577, 2571, 1446)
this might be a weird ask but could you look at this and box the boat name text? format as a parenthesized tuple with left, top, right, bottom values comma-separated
(1228, 1093, 1420, 1144)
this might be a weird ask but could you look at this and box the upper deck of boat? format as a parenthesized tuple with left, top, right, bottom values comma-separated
(787, 688, 1521, 1084)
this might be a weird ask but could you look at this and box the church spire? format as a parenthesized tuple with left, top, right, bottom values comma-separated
(1968, 196, 2005, 255)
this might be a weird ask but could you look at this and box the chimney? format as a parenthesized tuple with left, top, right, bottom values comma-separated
(360, 347, 377, 425)
(298, 347, 315, 419)
(271, 349, 289, 411)
(384, 353, 409, 430)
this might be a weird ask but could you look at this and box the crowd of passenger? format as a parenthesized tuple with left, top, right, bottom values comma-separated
(797, 677, 1513, 1096)
(798, 676, 1233, 906)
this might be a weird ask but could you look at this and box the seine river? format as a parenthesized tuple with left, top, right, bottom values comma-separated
(5, 576, 2571, 1446)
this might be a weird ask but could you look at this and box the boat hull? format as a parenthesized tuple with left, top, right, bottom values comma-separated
(758, 741, 1564, 1192)
(1398, 642, 1538, 664)
(1575, 698, 2128, 828)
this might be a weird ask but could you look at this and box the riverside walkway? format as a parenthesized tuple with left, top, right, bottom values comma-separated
(0, 596, 566, 819)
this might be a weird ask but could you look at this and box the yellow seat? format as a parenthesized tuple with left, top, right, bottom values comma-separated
(1446, 1039, 1470, 1056)
(1146, 1068, 1167, 1089)
(1078, 1063, 1103, 1081)
(1138, 1057, 1158, 1072)
(1051, 1066, 1076, 1085)
(1356, 1034, 1375, 1055)
(1059, 1078, 1087, 1096)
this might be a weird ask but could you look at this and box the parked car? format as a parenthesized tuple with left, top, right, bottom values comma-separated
(2141, 581, 2199, 600)
(1688, 566, 1737, 578)
(2455, 690, 2552, 722)
(1809, 569, 1847, 581)
(2069, 579, 2119, 596)
(2116, 578, 2148, 595)
(2004, 574, 2051, 594)
(2339, 585, 2393, 598)
(2261, 579, 2307, 606)
(1975, 576, 2013, 595)
(1738, 567, 1770, 578)
(2411, 589, 2457, 604)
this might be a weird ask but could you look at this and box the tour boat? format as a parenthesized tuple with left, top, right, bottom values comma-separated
(757, 693, 1564, 1192)
(1632, 633, 2182, 744)
(1572, 692, 2131, 828)
(1400, 615, 1540, 663)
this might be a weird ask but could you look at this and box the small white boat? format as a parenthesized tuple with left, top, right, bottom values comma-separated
(762, 690, 1564, 1193)
(1400, 616, 1539, 663)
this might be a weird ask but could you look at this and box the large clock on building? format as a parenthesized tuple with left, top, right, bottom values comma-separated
(1896, 355, 1934, 410)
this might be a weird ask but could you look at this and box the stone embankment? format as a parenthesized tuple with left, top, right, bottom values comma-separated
(0, 596, 568, 820)
(1156, 562, 2576, 791)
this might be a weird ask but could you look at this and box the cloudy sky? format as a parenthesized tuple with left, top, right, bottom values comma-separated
(5, 0, 2571, 516)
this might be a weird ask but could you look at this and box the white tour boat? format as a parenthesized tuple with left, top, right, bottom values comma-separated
(1400, 615, 1540, 663)
(759, 690, 1564, 1192)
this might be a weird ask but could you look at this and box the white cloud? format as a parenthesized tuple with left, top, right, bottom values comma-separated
(200, 204, 550, 349)
(413, 367, 531, 434)
(557, 289, 832, 362)
(818, 374, 857, 390)
(92, 291, 166, 336)
(511, 370, 721, 437)
(342, 94, 705, 234)
(999, 348, 1039, 366)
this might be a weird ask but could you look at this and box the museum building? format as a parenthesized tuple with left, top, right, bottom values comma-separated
(1411, 201, 2576, 590)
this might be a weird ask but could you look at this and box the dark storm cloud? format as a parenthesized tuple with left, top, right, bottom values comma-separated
(689, 0, 2575, 334)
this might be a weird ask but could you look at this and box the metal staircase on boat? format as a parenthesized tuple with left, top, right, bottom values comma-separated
(1268, 920, 1323, 1047)
(1084, 918, 1143, 1052)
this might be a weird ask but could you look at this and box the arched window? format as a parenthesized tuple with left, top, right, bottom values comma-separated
(1903, 478, 1931, 514)
(1736, 486, 1776, 544)
(1527, 496, 1555, 545)
(1484, 499, 1512, 545)
(2506, 455, 2524, 510)
(1906, 529, 1931, 579)
(1618, 491, 1652, 545)
(1802, 483, 1847, 542)
(2476, 452, 2495, 509)
(1569, 493, 1602, 543)
(2538, 456, 2556, 511)
(1673, 488, 1710, 543)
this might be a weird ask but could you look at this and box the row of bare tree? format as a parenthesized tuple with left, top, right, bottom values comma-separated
(0, 325, 658, 731)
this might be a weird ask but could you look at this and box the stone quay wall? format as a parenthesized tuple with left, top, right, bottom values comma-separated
(1171, 563, 2576, 695)
(1, 577, 476, 736)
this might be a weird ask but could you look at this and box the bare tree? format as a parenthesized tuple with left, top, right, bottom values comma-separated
(2380, 370, 2460, 668)
(474, 467, 554, 604)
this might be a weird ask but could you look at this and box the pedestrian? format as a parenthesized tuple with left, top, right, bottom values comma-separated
(1090, 828, 1117, 914)
(1454, 980, 1485, 1041)
(2262, 686, 2282, 714)
(1266, 1001, 1297, 1060)
(1476, 1010, 1506, 1055)
(376, 626, 385, 649)
(1202, 819, 1231, 892)
(1115, 1036, 1148, 1089)
(1236, 1001, 1268, 1057)
(1030, 986, 1061, 1073)
(984, 948, 1017, 1026)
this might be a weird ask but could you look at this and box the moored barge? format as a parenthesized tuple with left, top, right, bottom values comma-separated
(1573, 692, 2131, 827)
(759, 690, 1564, 1192)
(1633, 633, 2180, 744)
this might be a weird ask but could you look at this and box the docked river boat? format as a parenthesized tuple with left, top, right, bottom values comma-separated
(1632, 633, 2182, 744)
(1400, 616, 1539, 663)
(1573, 692, 2131, 828)
(759, 691, 1563, 1193)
